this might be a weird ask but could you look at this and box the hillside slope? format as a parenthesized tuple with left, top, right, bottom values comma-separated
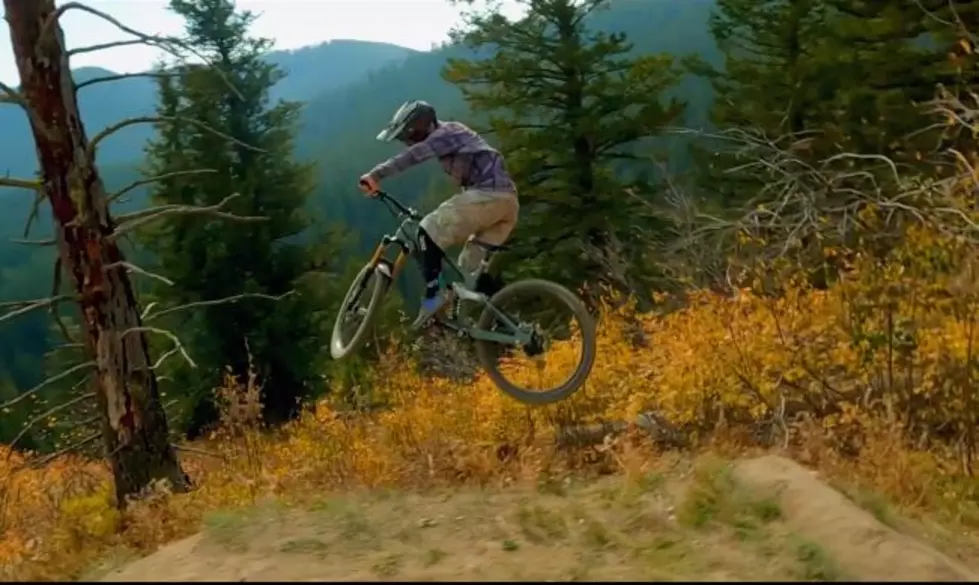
(92, 456, 977, 582)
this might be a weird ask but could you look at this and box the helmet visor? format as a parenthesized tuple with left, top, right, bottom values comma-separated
(376, 123, 405, 142)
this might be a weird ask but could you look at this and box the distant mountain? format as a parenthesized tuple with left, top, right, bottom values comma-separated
(266, 41, 415, 104)
(298, 0, 719, 157)
(0, 39, 416, 249)
(0, 39, 416, 179)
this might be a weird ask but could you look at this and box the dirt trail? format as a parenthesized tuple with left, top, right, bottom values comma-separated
(734, 456, 975, 582)
(95, 455, 979, 582)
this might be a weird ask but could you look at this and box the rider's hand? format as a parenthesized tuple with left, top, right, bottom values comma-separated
(358, 174, 380, 197)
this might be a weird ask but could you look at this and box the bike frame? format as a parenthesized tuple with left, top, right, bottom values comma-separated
(359, 190, 532, 346)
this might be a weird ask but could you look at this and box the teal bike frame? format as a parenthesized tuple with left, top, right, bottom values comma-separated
(358, 190, 533, 347)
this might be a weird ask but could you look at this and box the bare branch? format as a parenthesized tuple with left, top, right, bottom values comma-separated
(140, 301, 160, 321)
(104, 261, 175, 286)
(88, 115, 265, 159)
(43, 342, 85, 359)
(172, 444, 226, 459)
(0, 295, 72, 326)
(143, 291, 296, 322)
(0, 82, 55, 141)
(23, 190, 46, 239)
(9, 237, 55, 246)
(121, 327, 197, 369)
(0, 296, 67, 310)
(52, 407, 103, 434)
(663, 116, 979, 280)
(50, 2, 244, 100)
(108, 169, 218, 204)
(6, 389, 95, 453)
(911, 0, 978, 45)
(0, 80, 25, 107)
(111, 193, 267, 238)
(0, 361, 96, 412)
(8, 178, 48, 246)
(68, 38, 147, 57)
(28, 433, 101, 468)
(75, 70, 182, 92)
(0, 177, 41, 191)
(152, 346, 184, 370)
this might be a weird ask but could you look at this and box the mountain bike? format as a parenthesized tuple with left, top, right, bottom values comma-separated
(329, 189, 597, 405)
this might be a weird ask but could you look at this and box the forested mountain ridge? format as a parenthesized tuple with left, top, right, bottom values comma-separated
(7, 1, 979, 579)
(0, 39, 416, 178)
(0, 0, 718, 243)
(0, 38, 416, 242)
(0, 38, 415, 390)
(0, 0, 720, 424)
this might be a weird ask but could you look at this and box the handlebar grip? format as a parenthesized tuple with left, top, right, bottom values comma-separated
(358, 178, 386, 198)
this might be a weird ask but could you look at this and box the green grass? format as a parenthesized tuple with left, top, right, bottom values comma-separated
(793, 538, 845, 581)
(678, 457, 783, 539)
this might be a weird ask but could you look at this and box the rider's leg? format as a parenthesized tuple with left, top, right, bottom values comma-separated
(415, 190, 518, 328)
(457, 193, 519, 297)
(415, 199, 472, 328)
(418, 228, 445, 301)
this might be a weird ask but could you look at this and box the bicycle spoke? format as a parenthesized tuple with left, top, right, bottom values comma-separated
(331, 263, 387, 360)
(478, 285, 588, 394)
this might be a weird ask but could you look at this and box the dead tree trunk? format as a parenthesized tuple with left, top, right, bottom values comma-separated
(4, 0, 189, 504)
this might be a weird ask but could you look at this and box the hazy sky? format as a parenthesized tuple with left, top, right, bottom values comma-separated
(0, 0, 487, 84)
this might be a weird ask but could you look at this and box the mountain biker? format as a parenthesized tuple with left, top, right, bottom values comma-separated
(358, 100, 519, 330)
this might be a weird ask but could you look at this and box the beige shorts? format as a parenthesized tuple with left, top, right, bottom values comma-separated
(419, 189, 519, 273)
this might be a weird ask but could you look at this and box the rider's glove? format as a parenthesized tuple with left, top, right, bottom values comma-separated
(358, 174, 380, 197)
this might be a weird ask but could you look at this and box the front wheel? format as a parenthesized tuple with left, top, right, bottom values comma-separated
(330, 262, 390, 360)
(473, 279, 597, 405)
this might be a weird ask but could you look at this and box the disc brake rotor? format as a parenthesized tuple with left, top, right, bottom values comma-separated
(521, 323, 547, 358)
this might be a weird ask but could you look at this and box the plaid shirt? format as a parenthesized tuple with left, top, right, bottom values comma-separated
(368, 121, 517, 194)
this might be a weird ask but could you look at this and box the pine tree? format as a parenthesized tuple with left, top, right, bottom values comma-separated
(142, 0, 325, 430)
(690, 0, 836, 209)
(443, 0, 686, 305)
(820, 0, 979, 163)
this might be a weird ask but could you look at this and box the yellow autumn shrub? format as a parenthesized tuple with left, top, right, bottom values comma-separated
(4, 219, 979, 579)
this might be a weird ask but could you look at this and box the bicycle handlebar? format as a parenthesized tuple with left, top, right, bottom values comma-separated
(373, 188, 421, 219)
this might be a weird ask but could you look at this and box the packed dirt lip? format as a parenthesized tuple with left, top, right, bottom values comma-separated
(95, 455, 978, 583)
(732, 456, 977, 582)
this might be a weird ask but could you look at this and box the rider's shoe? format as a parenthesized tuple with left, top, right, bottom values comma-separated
(411, 290, 453, 330)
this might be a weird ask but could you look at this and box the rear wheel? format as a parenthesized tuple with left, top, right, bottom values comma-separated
(330, 262, 390, 360)
(474, 279, 596, 405)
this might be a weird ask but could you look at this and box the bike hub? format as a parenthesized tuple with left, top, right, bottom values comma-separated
(523, 332, 545, 357)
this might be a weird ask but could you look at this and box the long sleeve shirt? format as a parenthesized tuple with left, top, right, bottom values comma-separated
(368, 121, 517, 195)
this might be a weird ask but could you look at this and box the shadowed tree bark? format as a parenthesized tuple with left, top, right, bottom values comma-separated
(2, 0, 189, 504)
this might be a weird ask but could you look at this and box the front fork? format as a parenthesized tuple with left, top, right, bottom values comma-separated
(344, 245, 407, 315)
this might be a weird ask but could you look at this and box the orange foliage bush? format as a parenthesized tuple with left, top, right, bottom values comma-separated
(4, 222, 979, 579)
